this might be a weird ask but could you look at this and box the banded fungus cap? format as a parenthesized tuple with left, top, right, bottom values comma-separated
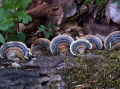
(0, 41, 31, 60)
(50, 34, 74, 55)
(104, 31, 120, 49)
(80, 35, 103, 49)
(70, 39, 92, 55)
(31, 38, 50, 54)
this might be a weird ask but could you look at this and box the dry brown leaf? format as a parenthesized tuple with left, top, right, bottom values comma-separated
(87, 2, 94, 14)
(60, 21, 78, 31)
(75, 0, 82, 4)
(86, 16, 120, 41)
(26, 0, 43, 10)
(43, 0, 70, 24)
(21, 19, 40, 32)
(107, 2, 120, 24)
(83, 23, 93, 35)
(93, 6, 99, 21)
(25, 36, 38, 44)
(63, 0, 77, 20)
(79, 5, 88, 15)
(26, 2, 53, 20)
(104, 2, 110, 25)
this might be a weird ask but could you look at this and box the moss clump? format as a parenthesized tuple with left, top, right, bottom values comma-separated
(61, 49, 120, 89)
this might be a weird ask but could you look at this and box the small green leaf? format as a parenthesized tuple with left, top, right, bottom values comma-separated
(16, 11, 32, 24)
(0, 8, 14, 19)
(117, 1, 120, 6)
(0, 18, 15, 31)
(48, 22, 52, 29)
(17, 32, 26, 42)
(0, 23, 14, 31)
(45, 32, 50, 38)
(49, 31, 53, 36)
(51, 24, 55, 29)
(8, 32, 26, 42)
(15, 0, 32, 11)
(22, 15, 32, 24)
(38, 25, 46, 32)
(84, 0, 93, 4)
(5, 29, 15, 33)
(1, 0, 15, 10)
(8, 34, 18, 41)
(48, 22, 55, 29)
(0, 33, 5, 44)
(96, 0, 105, 8)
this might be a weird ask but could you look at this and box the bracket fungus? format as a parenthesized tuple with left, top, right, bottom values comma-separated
(104, 31, 120, 49)
(80, 35, 103, 50)
(0, 42, 31, 60)
(70, 38, 92, 55)
(31, 38, 50, 56)
(50, 34, 74, 56)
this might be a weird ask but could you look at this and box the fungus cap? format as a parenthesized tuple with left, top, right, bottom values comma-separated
(80, 35, 103, 49)
(50, 34, 74, 55)
(104, 31, 120, 49)
(0, 41, 31, 59)
(31, 38, 50, 54)
(70, 39, 92, 55)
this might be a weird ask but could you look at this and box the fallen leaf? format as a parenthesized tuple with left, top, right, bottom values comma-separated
(62, 0, 77, 20)
(104, 2, 110, 24)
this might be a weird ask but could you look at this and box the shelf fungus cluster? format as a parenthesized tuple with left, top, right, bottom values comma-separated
(0, 42, 31, 60)
(80, 35, 103, 50)
(69, 31, 120, 55)
(0, 31, 120, 60)
(70, 35, 103, 55)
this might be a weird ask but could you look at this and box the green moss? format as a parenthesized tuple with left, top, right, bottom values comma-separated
(61, 49, 120, 88)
